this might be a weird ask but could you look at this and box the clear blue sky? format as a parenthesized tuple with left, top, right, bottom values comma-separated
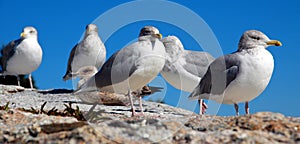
(0, 0, 299, 116)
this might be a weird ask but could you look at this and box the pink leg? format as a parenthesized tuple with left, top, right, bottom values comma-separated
(202, 100, 208, 114)
(130, 93, 145, 117)
(198, 99, 207, 115)
(127, 90, 136, 117)
(29, 73, 33, 89)
(198, 99, 202, 115)
(138, 96, 145, 116)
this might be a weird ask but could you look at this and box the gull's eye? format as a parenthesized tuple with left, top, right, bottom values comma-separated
(144, 30, 151, 34)
(250, 35, 260, 40)
(141, 30, 152, 36)
(29, 30, 34, 33)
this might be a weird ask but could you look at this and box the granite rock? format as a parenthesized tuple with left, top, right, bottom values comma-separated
(0, 85, 299, 143)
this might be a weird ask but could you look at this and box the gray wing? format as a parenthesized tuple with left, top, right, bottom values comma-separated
(93, 42, 141, 88)
(1, 39, 22, 71)
(182, 50, 215, 78)
(190, 53, 241, 97)
(62, 44, 78, 80)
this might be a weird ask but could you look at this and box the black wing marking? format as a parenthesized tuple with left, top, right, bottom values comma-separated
(63, 43, 78, 80)
(1, 39, 23, 71)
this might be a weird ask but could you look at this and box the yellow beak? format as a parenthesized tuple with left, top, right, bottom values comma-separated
(266, 40, 282, 46)
(20, 32, 25, 38)
(154, 33, 163, 39)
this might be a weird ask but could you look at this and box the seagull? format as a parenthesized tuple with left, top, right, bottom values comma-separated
(189, 30, 282, 116)
(74, 26, 166, 116)
(63, 24, 106, 82)
(1, 26, 43, 88)
(160, 36, 214, 114)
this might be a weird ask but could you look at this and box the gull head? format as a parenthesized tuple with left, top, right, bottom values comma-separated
(139, 26, 162, 40)
(238, 30, 282, 51)
(139, 26, 160, 36)
(85, 24, 98, 35)
(20, 26, 38, 39)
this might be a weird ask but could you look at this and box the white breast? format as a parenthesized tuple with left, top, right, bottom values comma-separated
(161, 50, 201, 92)
(161, 64, 200, 92)
(6, 38, 43, 75)
(221, 49, 274, 104)
(71, 35, 106, 72)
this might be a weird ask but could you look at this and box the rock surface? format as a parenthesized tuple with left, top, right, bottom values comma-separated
(0, 84, 25, 94)
(0, 84, 299, 143)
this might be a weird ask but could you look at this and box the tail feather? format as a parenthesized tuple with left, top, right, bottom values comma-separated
(188, 89, 200, 100)
(62, 72, 73, 81)
(188, 89, 212, 101)
(188, 84, 210, 100)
